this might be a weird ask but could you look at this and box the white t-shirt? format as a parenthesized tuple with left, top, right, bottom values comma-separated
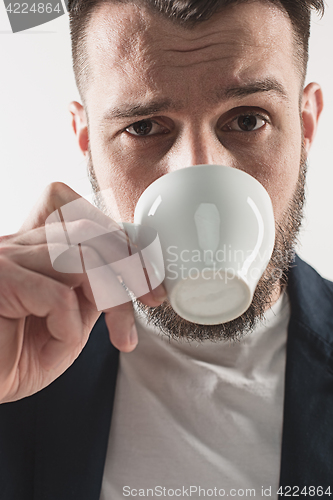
(100, 292, 290, 499)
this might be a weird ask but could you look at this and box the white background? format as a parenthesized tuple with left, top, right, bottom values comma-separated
(0, 2, 332, 279)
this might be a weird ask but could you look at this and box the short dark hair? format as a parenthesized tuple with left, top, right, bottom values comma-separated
(68, 0, 325, 105)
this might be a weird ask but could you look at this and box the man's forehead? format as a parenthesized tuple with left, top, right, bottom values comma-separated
(85, 0, 297, 112)
(87, 0, 293, 66)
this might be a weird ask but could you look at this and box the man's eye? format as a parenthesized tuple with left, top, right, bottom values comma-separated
(225, 114, 267, 132)
(125, 120, 167, 136)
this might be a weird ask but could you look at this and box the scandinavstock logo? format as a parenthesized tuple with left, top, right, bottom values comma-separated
(3, 0, 69, 33)
(45, 195, 165, 311)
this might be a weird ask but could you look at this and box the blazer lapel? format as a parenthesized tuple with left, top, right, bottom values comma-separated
(279, 256, 333, 486)
(33, 314, 119, 500)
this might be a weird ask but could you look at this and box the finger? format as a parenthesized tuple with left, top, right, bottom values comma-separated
(0, 260, 85, 371)
(103, 302, 138, 352)
(11, 222, 167, 306)
(0, 316, 24, 398)
(12, 181, 167, 303)
(1, 252, 141, 356)
(53, 220, 168, 304)
(12, 220, 128, 257)
(1, 243, 95, 302)
(17, 238, 167, 309)
(4, 243, 133, 314)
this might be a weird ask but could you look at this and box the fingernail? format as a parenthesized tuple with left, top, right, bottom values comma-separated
(152, 283, 168, 302)
(130, 324, 138, 345)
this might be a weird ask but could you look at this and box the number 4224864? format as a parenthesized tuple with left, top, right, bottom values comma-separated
(6, 3, 62, 14)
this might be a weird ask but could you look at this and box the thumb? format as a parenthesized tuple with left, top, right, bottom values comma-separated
(20, 182, 82, 232)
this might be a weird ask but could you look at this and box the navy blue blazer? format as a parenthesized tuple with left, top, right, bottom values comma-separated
(0, 255, 332, 499)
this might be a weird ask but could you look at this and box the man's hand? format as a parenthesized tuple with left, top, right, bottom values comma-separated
(0, 182, 166, 403)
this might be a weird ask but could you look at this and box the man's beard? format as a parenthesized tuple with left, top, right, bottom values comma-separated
(88, 147, 307, 343)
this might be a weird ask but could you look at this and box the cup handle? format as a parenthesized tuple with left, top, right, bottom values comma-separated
(120, 222, 166, 291)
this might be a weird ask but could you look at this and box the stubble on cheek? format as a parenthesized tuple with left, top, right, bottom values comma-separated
(87, 145, 139, 222)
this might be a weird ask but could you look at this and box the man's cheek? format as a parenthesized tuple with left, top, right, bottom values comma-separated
(239, 157, 300, 222)
(267, 167, 301, 221)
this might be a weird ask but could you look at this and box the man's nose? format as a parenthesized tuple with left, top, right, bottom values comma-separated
(165, 126, 234, 172)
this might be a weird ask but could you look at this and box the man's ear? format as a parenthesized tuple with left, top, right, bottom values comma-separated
(302, 82, 324, 154)
(69, 101, 89, 156)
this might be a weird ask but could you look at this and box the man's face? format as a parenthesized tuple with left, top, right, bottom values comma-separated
(85, 0, 303, 222)
(74, 0, 319, 340)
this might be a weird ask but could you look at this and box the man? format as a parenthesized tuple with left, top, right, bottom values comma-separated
(0, 0, 331, 498)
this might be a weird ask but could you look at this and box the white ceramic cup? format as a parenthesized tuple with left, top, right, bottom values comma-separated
(123, 164, 275, 325)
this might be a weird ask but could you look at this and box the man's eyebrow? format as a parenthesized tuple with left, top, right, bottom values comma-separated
(220, 78, 289, 101)
(102, 99, 176, 121)
(103, 78, 289, 121)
